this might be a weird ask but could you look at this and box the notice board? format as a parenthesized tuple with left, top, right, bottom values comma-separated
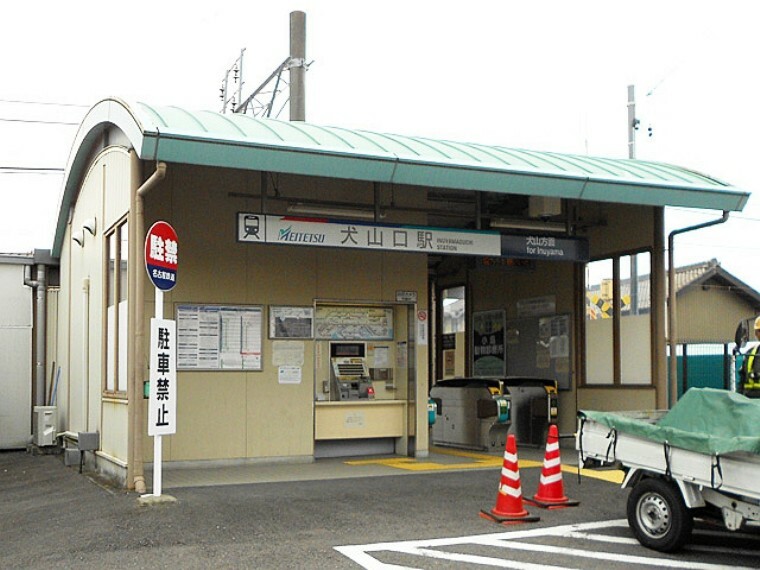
(176, 304, 263, 370)
(505, 314, 571, 390)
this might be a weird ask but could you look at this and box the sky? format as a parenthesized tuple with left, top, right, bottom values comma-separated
(1, 1, 758, 291)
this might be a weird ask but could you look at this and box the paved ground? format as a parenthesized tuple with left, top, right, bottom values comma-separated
(2, 448, 758, 569)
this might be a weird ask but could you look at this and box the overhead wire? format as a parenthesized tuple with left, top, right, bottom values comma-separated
(0, 117, 79, 126)
(0, 98, 89, 108)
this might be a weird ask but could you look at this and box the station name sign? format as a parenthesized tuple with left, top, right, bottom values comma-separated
(237, 213, 502, 257)
(500, 234, 589, 262)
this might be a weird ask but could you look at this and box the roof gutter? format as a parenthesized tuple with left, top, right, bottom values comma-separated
(667, 210, 730, 407)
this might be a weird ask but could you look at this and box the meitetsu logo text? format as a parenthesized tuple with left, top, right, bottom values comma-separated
(278, 226, 326, 243)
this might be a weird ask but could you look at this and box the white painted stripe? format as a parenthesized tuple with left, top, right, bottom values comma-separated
(337, 520, 759, 569)
(545, 442, 559, 452)
(569, 529, 760, 557)
(504, 451, 518, 463)
(539, 473, 563, 485)
(394, 545, 572, 569)
(499, 483, 522, 498)
(333, 545, 410, 569)
(501, 467, 520, 481)
(564, 530, 639, 545)
(479, 536, 758, 569)
(338, 519, 628, 552)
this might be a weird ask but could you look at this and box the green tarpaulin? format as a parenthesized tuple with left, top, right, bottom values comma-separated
(579, 388, 760, 456)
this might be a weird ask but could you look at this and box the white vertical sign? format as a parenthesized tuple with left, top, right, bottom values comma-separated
(149, 318, 177, 436)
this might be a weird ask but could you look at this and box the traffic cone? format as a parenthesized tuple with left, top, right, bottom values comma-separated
(525, 424, 579, 509)
(480, 434, 540, 524)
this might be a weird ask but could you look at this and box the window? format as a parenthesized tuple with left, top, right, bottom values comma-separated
(441, 286, 466, 334)
(585, 251, 651, 386)
(105, 220, 128, 393)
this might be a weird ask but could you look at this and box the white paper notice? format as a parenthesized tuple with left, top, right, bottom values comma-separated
(278, 366, 302, 384)
(373, 346, 390, 368)
(272, 341, 305, 366)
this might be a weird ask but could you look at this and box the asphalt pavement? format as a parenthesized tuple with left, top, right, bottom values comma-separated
(2, 448, 759, 569)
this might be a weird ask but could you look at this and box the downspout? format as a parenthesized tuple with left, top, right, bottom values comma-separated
(130, 161, 167, 494)
(667, 210, 729, 407)
(24, 263, 47, 406)
(82, 278, 90, 430)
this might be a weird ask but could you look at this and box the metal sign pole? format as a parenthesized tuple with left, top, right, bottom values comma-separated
(153, 287, 164, 497)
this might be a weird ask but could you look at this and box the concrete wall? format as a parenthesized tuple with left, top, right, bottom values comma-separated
(0, 263, 32, 449)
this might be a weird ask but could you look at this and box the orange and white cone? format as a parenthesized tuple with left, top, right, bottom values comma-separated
(525, 424, 579, 509)
(480, 434, 539, 524)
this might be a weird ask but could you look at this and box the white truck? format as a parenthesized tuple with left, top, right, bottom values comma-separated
(576, 389, 760, 552)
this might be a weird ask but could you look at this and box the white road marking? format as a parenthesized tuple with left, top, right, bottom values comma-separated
(335, 519, 759, 570)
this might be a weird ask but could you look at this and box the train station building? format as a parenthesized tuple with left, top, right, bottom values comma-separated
(46, 97, 749, 488)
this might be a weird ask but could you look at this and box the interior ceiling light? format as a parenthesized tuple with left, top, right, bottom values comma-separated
(489, 217, 566, 233)
(287, 203, 381, 221)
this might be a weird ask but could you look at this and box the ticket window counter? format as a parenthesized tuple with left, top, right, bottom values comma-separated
(313, 304, 414, 458)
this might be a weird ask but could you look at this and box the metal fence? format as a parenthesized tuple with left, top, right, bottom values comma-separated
(668, 343, 738, 397)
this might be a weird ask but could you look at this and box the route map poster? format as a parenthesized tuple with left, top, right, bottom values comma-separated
(315, 306, 393, 340)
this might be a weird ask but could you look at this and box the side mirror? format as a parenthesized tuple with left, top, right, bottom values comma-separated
(735, 320, 749, 350)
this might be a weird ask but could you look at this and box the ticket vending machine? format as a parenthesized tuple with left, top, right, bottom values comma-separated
(330, 342, 375, 400)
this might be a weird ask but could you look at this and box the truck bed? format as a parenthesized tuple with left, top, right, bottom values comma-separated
(577, 410, 760, 502)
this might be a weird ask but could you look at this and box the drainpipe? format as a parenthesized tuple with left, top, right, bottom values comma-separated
(82, 278, 90, 430)
(130, 161, 167, 494)
(667, 211, 729, 407)
(24, 262, 47, 406)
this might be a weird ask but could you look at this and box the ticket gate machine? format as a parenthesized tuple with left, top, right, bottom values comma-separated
(429, 378, 511, 451)
(330, 342, 375, 400)
(430, 376, 558, 450)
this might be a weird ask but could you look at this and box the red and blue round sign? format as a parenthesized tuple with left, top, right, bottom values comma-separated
(145, 221, 178, 291)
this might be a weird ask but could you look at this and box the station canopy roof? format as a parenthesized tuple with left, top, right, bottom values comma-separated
(54, 97, 750, 255)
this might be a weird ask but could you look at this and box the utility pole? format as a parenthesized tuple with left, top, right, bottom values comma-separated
(229, 11, 310, 119)
(627, 85, 639, 316)
(220, 49, 245, 114)
(290, 10, 306, 121)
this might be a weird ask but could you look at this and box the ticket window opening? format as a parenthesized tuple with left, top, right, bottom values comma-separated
(330, 342, 375, 401)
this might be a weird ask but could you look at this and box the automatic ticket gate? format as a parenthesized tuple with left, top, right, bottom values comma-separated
(501, 377, 558, 446)
(330, 342, 375, 400)
(430, 378, 511, 452)
(430, 377, 558, 450)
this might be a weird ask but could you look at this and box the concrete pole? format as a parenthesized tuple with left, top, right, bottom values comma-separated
(627, 85, 636, 159)
(290, 10, 306, 121)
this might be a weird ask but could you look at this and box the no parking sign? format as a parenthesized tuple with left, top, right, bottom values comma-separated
(145, 221, 178, 291)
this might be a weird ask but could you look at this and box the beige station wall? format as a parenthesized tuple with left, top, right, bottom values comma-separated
(57, 147, 133, 467)
(139, 165, 429, 463)
(576, 202, 659, 417)
(582, 202, 656, 259)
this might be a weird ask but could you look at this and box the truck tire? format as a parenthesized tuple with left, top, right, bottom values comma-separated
(627, 477, 693, 552)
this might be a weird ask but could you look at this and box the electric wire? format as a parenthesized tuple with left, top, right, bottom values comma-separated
(0, 98, 89, 108)
(0, 117, 79, 126)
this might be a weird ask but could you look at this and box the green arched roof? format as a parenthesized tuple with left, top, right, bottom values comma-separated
(53, 97, 749, 256)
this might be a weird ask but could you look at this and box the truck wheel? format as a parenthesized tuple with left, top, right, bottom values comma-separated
(627, 477, 693, 552)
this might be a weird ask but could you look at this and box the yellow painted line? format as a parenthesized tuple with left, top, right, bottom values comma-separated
(345, 448, 624, 482)
(428, 446, 498, 460)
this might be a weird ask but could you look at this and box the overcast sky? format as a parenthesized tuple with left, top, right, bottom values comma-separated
(1, 1, 757, 290)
